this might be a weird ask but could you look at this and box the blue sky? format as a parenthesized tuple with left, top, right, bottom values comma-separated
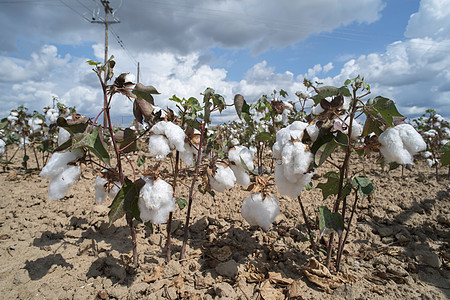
(0, 0, 449, 125)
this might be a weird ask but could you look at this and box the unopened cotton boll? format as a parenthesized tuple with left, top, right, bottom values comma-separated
(241, 193, 280, 231)
(148, 134, 171, 160)
(47, 165, 81, 200)
(138, 179, 175, 224)
(150, 121, 186, 152)
(209, 165, 236, 193)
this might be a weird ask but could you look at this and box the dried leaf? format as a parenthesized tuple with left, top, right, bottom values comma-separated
(259, 280, 284, 300)
(287, 280, 304, 299)
(143, 265, 164, 283)
(268, 272, 294, 286)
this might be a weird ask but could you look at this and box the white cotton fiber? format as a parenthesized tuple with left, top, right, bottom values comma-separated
(306, 124, 319, 142)
(148, 134, 171, 160)
(311, 104, 325, 116)
(40, 148, 84, 179)
(47, 165, 81, 200)
(396, 124, 427, 155)
(179, 142, 196, 166)
(138, 179, 175, 224)
(228, 146, 254, 170)
(209, 165, 236, 193)
(94, 175, 121, 203)
(241, 193, 280, 231)
(351, 120, 363, 140)
(57, 127, 71, 146)
(150, 121, 186, 152)
(274, 162, 313, 199)
(379, 124, 426, 165)
(230, 165, 250, 186)
(46, 109, 59, 124)
(0, 139, 5, 156)
(272, 121, 308, 159)
(280, 141, 313, 182)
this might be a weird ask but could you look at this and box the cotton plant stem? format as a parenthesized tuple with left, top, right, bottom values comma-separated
(326, 88, 359, 269)
(180, 122, 206, 260)
(166, 151, 180, 262)
(33, 147, 40, 170)
(297, 195, 317, 252)
(336, 191, 359, 271)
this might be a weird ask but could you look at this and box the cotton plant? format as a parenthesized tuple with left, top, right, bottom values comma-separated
(412, 109, 450, 180)
(208, 163, 237, 193)
(94, 170, 122, 203)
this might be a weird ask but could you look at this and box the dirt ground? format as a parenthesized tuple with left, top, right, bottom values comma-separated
(0, 147, 449, 299)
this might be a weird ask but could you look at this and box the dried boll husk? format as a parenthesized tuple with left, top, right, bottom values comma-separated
(133, 98, 154, 124)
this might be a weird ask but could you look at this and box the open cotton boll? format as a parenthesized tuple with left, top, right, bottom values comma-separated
(311, 104, 325, 116)
(94, 176, 122, 203)
(47, 165, 81, 200)
(148, 134, 171, 160)
(46, 109, 59, 124)
(280, 141, 313, 182)
(150, 121, 186, 152)
(230, 165, 251, 186)
(272, 121, 308, 159)
(209, 165, 236, 193)
(241, 193, 280, 231)
(351, 120, 363, 140)
(379, 127, 415, 165)
(179, 142, 196, 166)
(0, 139, 5, 155)
(57, 127, 71, 146)
(228, 146, 254, 170)
(40, 148, 84, 180)
(395, 124, 427, 155)
(306, 124, 319, 142)
(138, 179, 174, 224)
(274, 162, 313, 199)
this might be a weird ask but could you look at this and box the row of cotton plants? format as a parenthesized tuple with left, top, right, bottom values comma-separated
(37, 57, 437, 274)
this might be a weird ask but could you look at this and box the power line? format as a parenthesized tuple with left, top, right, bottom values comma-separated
(58, 0, 91, 22)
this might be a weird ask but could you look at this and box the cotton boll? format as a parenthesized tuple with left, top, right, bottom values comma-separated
(241, 193, 280, 231)
(94, 176, 121, 203)
(306, 124, 319, 142)
(179, 142, 196, 166)
(47, 165, 81, 200)
(230, 165, 251, 186)
(228, 146, 254, 170)
(46, 109, 59, 124)
(148, 134, 171, 160)
(209, 165, 236, 193)
(40, 148, 84, 179)
(396, 124, 427, 155)
(57, 127, 71, 146)
(0, 139, 5, 156)
(280, 141, 313, 182)
(423, 129, 438, 138)
(274, 162, 313, 199)
(426, 158, 438, 167)
(379, 127, 414, 165)
(138, 179, 174, 224)
(351, 120, 363, 140)
(150, 121, 186, 152)
(311, 105, 325, 116)
(272, 121, 308, 159)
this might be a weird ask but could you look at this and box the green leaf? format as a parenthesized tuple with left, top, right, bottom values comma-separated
(305, 181, 313, 191)
(255, 132, 272, 142)
(56, 117, 89, 135)
(177, 198, 187, 210)
(0, 158, 13, 165)
(108, 178, 145, 226)
(318, 206, 344, 237)
(108, 180, 131, 226)
(240, 157, 258, 176)
(279, 89, 288, 98)
(316, 172, 351, 200)
(316, 86, 340, 98)
(315, 140, 338, 167)
(87, 60, 100, 66)
(439, 142, 450, 167)
(72, 126, 110, 166)
(352, 176, 375, 199)
(372, 96, 403, 127)
(362, 113, 384, 136)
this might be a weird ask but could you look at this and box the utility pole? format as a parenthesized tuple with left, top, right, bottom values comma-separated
(91, 0, 120, 128)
